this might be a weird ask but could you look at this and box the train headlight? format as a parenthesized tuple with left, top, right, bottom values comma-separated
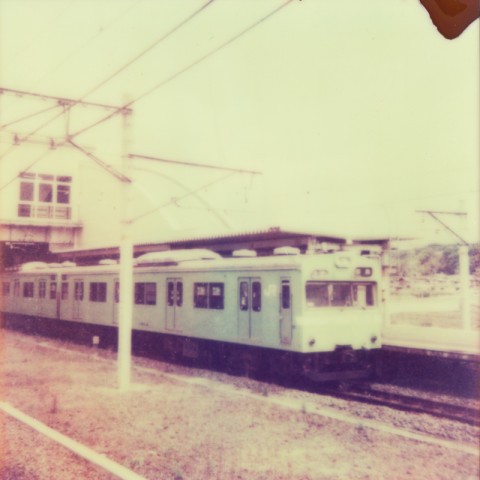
(355, 267, 373, 277)
(370, 335, 378, 344)
(308, 338, 316, 347)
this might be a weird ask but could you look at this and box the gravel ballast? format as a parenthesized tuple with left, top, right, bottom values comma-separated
(1, 329, 478, 480)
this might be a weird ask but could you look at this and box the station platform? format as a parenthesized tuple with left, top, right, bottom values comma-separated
(382, 325, 480, 362)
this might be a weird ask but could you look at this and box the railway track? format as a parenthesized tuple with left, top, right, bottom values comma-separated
(324, 383, 480, 427)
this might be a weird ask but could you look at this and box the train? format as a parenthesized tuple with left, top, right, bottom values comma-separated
(0, 248, 383, 381)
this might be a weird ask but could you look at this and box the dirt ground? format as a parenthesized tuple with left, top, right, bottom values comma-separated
(0, 329, 479, 480)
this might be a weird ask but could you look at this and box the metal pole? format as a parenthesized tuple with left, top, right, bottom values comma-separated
(459, 245, 471, 330)
(118, 104, 133, 390)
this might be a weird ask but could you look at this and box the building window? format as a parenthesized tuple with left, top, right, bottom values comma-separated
(134, 282, 156, 305)
(18, 204, 32, 217)
(57, 184, 70, 204)
(50, 282, 57, 300)
(2, 282, 10, 296)
(89, 282, 107, 302)
(39, 183, 53, 203)
(17, 172, 72, 219)
(20, 182, 34, 201)
(194, 282, 224, 310)
(23, 282, 34, 298)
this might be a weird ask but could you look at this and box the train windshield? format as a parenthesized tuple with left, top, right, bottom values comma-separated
(306, 282, 375, 307)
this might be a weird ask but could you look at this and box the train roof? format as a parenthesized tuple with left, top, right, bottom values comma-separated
(4, 249, 380, 276)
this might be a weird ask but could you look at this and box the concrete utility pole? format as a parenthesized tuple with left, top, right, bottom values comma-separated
(118, 102, 133, 390)
(416, 210, 471, 330)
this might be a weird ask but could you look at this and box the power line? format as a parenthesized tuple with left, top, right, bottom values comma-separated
(80, 0, 216, 101)
(130, 0, 295, 106)
(0, 87, 126, 111)
(131, 171, 236, 222)
(0, 104, 61, 129)
(67, 140, 131, 184)
(416, 210, 468, 245)
(131, 166, 232, 229)
(0, 148, 56, 193)
(69, 0, 295, 140)
(4, 0, 77, 72)
(0, 107, 72, 163)
(31, 0, 146, 91)
(0, 0, 215, 156)
(129, 153, 262, 175)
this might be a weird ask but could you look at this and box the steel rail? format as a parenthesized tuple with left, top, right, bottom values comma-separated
(325, 384, 480, 427)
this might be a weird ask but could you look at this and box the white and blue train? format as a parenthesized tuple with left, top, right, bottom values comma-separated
(0, 248, 383, 381)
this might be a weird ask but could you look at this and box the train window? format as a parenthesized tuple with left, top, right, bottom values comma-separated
(176, 282, 183, 307)
(145, 283, 156, 305)
(135, 282, 156, 305)
(239, 281, 249, 311)
(167, 282, 175, 306)
(366, 284, 374, 306)
(194, 282, 224, 309)
(331, 284, 352, 306)
(135, 283, 144, 304)
(306, 282, 329, 307)
(23, 282, 34, 298)
(281, 283, 291, 309)
(252, 281, 262, 312)
(61, 282, 69, 300)
(89, 282, 107, 302)
(75, 282, 84, 301)
(49, 282, 57, 299)
(39, 280, 46, 299)
(194, 283, 208, 309)
(2, 282, 10, 296)
(209, 283, 224, 310)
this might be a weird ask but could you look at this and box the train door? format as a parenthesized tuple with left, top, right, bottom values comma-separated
(38, 278, 47, 315)
(112, 279, 119, 324)
(238, 277, 262, 341)
(166, 278, 183, 331)
(280, 278, 292, 345)
(72, 279, 84, 321)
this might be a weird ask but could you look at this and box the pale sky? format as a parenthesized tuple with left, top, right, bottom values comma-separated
(1, 0, 478, 244)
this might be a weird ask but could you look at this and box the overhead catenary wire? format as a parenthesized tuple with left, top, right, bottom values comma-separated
(79, 0, 216, 101)
(4, 0, 77, 72)
(131, 171, 236, 222)
(69, 0, 295, 140)
(0, 0, 215, 157)
(129, 153, 262, 175)
(67, 139, 131, 183)
(0, 148, 59, 193)
(131, 165, 232, 229)
(0, 103, 61, 129)
(31, 0, 146, 91)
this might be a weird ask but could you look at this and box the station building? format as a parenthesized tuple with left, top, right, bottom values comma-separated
(0, 139, 389, 269)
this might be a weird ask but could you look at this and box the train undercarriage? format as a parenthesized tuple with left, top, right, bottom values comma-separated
(0, 312, 379, 383)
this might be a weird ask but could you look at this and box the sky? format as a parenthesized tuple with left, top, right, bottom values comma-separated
(0, 0, 479, 246)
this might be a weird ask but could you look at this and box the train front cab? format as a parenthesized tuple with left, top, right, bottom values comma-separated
(290, 255, 383, 381)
